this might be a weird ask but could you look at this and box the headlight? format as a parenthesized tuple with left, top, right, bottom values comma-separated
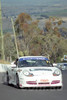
(53, 69, 60, 76)
(23, 70, 34, 77)
(23, 70, 29, 76)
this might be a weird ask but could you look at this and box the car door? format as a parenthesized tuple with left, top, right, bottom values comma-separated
(10, 64, 17, 83)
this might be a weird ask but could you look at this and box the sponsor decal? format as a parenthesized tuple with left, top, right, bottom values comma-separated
(19, 57, 49, 61)
(64, 55, 67, 61)
(40, 79, 49, 82)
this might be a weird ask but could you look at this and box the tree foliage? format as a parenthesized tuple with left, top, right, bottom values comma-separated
(12, 14, 67, 62)
(15, 13, 32, 33)
(15, 13, 42, 56)
(4, 33, 16, 61)
(0, 13, 67, 62)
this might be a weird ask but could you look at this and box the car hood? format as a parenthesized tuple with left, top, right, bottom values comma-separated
(18, 67, 60, 76)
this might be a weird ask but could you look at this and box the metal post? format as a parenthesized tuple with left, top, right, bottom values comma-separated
(11, 18, 19, 58)
(0, 0, 5, 60)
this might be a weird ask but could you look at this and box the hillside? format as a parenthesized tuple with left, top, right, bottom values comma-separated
(1, 0, 67, 36)
(2, 0, 67, 6)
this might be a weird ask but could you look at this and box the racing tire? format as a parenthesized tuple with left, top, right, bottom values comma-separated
(6, 72, 9, 85)
(16, 74, 20, 89)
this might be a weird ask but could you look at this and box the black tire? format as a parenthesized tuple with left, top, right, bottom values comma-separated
(6, 72, 9, 85)
(16, 74, 20, 89)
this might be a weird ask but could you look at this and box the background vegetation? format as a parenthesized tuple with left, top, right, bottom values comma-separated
(0, 13, 67, 63)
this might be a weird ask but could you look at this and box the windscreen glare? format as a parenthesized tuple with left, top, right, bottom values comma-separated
(18, 59, 52, 67)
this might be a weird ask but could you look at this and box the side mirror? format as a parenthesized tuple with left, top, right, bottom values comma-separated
(11, 65, 16, 68)
(11, 61, 17, 68)
(11, 59, 18, 68)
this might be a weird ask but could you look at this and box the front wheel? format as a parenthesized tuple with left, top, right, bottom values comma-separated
(16, 74, 20, 89)
(6, 72, 9, 85)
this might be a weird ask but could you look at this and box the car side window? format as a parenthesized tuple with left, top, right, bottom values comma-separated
(17, 61, 21, 67)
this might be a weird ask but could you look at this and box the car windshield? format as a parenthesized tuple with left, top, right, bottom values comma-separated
(18, 59, 52, 67)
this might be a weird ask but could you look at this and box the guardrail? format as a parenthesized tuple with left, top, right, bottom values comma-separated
(0, 64, 10, 72)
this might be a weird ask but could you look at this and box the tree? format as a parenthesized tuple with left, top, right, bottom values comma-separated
(29, 35, 44, 56)
(0, 32, 1, 56)
(14, 13, 43, 56)
(14, 13, 67, 62)
(41, 33, 67, 62)
(15, 13, 32, 33)
(45, 16, 62, 36)
(4, 33, 16, 61)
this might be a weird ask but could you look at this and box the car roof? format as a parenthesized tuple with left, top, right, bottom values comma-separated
(19, 56, 49, 61)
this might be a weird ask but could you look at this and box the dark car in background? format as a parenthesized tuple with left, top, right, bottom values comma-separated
(57, 63, 67, 70)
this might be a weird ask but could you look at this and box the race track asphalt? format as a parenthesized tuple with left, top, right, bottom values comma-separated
(0, 71, 67, 100)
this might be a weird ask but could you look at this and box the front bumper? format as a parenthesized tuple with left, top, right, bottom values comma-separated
(19, 75, 63, 88)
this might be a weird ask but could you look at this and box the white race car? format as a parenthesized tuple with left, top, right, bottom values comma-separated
(6, 56, 63, 89)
